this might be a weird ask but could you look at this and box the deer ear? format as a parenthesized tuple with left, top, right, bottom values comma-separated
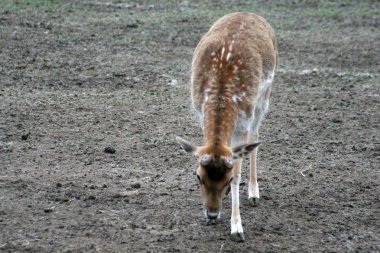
(232, 142, 261, 159)
(176, 136, 198, 155)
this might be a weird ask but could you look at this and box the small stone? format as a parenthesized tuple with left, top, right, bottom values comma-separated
(126, 23, 138, 28)
(21, 133, 29, 140)
(169, 79, 178, 86)
(84, 159, 93, 165)
(113, 190, 138, 198)
(44, 207, 54, 213)
(104, 146, 116, 154)
(131, 182, 141, 189)
(87, 195, 96, 200)
(56, 182, 62, 188)
(332, 118, 343, 123)
(113, 193, 122, 198)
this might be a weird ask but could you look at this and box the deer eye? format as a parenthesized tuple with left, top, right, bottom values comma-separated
(225, 157, 234, 169)
(196, 174, 202, 184)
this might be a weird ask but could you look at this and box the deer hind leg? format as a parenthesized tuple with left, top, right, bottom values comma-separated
(248, 88, 271, 207)
(248, 133, 260, 206)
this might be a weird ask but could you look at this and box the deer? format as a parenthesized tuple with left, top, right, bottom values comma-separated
(176, 12, 278, 241)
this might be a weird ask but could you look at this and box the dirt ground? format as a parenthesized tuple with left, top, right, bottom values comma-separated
(0, 1, 379, 252)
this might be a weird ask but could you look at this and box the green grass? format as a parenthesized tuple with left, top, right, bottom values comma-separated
(305, 1, 379, 16)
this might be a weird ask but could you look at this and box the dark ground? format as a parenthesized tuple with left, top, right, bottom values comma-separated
(0, 0, 379, 252)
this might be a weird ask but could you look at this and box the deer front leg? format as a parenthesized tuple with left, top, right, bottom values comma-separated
(248, 132, 260, 207)
(230, 158, 245, 242)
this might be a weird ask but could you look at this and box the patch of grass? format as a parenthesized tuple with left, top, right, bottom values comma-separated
(2, 0, 74, 12)
(304, 5, 344, 16)
(67, 139, 84, 150)
(0, 141, 14, 152)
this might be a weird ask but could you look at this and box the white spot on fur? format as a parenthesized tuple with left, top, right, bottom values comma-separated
(221, 47, 225, 60)
(232, 92, 245, 103)
(226, 52, 231, 61)
(229, 37, 235, 51)
(211, 51, 216, 56)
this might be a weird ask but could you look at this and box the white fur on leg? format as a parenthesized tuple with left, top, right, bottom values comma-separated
(249, 144, 260, 203)
(230, 180, 243, 234)
(248, 181, 260, 199)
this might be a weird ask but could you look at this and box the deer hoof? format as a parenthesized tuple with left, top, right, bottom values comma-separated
(231, 232, 245, 242)
(248, 197, 260, 207)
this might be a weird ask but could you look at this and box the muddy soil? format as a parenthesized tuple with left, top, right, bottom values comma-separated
(0, 1, 379, 252)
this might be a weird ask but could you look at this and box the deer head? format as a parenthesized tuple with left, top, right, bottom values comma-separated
(176, 136, 260, 220)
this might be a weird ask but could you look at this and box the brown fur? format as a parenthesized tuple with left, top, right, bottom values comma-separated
(182, 12, 278, 219)
(192, 12, 277, 151)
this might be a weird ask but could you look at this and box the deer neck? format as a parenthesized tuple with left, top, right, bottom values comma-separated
(202, 94, 237, 151)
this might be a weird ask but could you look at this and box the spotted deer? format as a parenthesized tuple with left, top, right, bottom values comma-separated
(176, 12, 278, 241)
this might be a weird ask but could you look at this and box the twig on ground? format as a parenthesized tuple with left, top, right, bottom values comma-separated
(300, 164, 312, 177)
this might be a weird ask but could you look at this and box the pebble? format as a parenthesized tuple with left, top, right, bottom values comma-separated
(113, 190, 138, 198)
(104, 146, 116, 154)
(44, 207, 55, 213)
(21, 133, 29, 140)
(87, 195, 96, 200)
(131, 182, 141, 189)
(126, 23, 138, 28)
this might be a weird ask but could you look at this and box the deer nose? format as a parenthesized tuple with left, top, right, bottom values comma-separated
(206, 210, 220, 220)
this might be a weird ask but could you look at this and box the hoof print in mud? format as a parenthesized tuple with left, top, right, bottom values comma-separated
(104, 146, 116, 154)
(248, 197, 260, 207)
(231, 232, 245, 242)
